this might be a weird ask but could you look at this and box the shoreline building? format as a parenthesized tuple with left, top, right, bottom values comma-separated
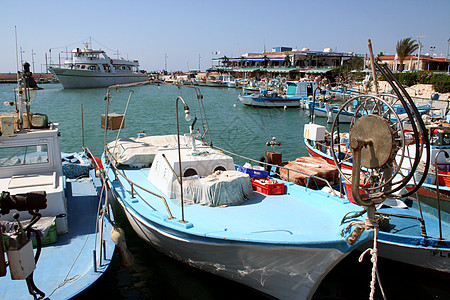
(210, 47, 363, 79)
(376, 55, 449, 72)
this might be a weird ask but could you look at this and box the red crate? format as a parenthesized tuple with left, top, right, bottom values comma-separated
(438, 171, 450, 186)
(251, 178, 285, 195)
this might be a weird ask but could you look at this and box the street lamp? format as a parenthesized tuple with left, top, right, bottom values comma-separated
(447, 38, 450, 59)
(31, 49, 36, 73)
(20, 47, 25, 65)
(417, 35, 426, 71)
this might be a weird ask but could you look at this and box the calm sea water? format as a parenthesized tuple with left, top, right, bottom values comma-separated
(1, 83, 449, 299)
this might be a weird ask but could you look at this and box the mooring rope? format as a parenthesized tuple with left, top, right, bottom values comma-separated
(358, 220, 386, 300)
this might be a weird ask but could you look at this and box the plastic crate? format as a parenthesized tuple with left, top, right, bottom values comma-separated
(438, 172, 450, 186)
(251, 178, 285, 195)
(32, 222, 58, 247)
(237, 166, 268, 178)
(343, 181, 372, 204)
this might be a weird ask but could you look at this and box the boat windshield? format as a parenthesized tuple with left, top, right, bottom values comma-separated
(0, 144, 49, 167)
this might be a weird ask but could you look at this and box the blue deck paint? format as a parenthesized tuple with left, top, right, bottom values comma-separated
(0, 179, 115, 300)
(107, 165, 371, 253)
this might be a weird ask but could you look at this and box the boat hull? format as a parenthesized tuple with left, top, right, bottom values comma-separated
(50, 68, 148, 89)
(238, 95, 301, 107)
(116, 198, 350, 300)
(305, 138, 353, 170)
(304, 137, 450, 274)
(375, 239, 450, 274)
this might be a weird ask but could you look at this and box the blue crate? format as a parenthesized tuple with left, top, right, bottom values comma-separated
(237, 166, 268, 178)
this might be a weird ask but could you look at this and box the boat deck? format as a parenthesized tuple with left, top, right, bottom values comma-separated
(377, 201, 450, 248)
(110, 167, 369, 252)
(0, 178, 114, 300)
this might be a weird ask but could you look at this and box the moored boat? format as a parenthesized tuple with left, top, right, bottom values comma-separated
(49, 43, 148, 89)
(99, 84, 374, 299)
(238, 80, 318, 108)
(0, 63, 115, 299)
(303, 86, 450, 273)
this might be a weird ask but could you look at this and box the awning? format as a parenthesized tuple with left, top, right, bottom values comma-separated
(214, 66, 233, 70)
(304, 68, 334, 74)
(263, 68, 297, 73)
(233, 68, 261, 73)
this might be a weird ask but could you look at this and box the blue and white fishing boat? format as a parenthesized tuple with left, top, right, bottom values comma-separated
(0, 63, 115, 299)
(100, 84, 374, 299)
(238, 80, 318, 108)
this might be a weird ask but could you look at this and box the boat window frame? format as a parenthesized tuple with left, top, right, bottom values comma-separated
(0, 138, 55, 176)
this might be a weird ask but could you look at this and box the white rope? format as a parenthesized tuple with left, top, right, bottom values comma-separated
(358, 226, 386, 300)
(47, 233, 91, 297)
(111, 90, 134, 156)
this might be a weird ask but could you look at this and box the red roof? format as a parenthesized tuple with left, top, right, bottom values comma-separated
(379, 55, 447, 62)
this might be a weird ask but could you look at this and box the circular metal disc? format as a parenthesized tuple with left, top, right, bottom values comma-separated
(349, 114, 394, 169)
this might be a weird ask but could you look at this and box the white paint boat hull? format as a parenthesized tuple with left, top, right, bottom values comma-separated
(376, 240, 450, 273)
(50, 68, 148, 89)
(118, 201, 349, 300)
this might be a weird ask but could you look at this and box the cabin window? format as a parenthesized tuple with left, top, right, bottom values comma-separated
(0, 144, 49, 167)
(213, 166, 226, 172)
(287, 84, 297, 95)
(183, 168, 198, 177)
(307, 83, 313, 96)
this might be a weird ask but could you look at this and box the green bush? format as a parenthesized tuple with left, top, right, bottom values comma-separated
(431, 74, 450, 93)
(417, 71, 432, 84)
(392, 72, 450, 93)
(395, 72, 417, 86)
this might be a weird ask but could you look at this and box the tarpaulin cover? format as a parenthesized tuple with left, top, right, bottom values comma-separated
(173, 170, 253, 206)
(279, 156, 339, 187)
(107, 135, 202, 166)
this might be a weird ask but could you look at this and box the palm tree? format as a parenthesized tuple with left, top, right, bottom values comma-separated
(284, 54, 291, 67)
(239, 56, 245, 67)
(220, 56, 230, 66)
(376, 52, 384, 63)
(262, 55, 269, 68)
(396, 38, 419, 72)
(306, 54, 316, 67)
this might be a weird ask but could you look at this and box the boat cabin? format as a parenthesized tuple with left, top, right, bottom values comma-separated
(0, 122, 68, 233)
(66, 44, 141, 74)
(286, 80, 317, 98)
(148, 146, 252, 206)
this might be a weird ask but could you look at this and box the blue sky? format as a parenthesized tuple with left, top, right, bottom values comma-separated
(1, 0, 449, 73)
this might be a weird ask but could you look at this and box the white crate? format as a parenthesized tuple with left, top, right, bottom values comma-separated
(304, 123, 326, 141)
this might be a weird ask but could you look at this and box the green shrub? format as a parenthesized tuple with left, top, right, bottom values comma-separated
(392, 72, 450, 92)
(417, 71, 432, 84)
(396, 72, 417, 86)
(431, 74, 450, 93)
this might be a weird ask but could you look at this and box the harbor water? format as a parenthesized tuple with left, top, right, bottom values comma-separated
(1, 83, 449, 299)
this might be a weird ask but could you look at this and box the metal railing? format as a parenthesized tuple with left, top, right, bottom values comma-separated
(104, 147, 174, 220)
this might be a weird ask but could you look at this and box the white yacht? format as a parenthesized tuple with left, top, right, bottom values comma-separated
(49, 43, 148, 89)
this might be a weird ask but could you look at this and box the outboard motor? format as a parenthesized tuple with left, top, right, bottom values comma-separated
(1, 191, 47, 299)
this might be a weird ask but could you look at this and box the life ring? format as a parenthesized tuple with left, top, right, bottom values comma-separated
(259, 154, 272, 172)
